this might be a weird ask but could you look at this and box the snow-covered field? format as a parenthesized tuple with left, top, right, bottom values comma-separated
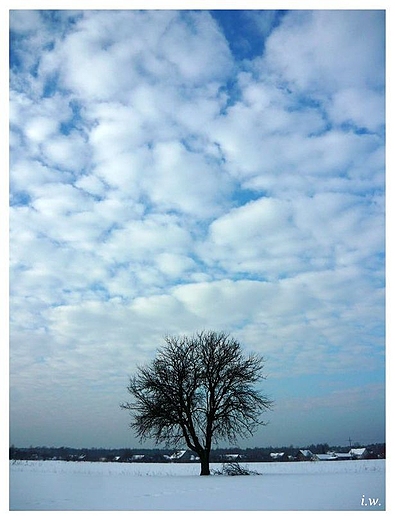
(9, 459, 385, 511)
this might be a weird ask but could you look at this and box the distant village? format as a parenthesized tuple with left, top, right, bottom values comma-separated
(10, 443, 385, 463)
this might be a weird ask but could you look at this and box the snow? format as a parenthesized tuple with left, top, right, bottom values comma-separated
(164, 449, 187, 460)
(314, 453, 337, 461)
(299, 449, 314, 458)
(9, 459, 385, 511)
(349, 448, 369, 457)
(270, 452, 285, 459)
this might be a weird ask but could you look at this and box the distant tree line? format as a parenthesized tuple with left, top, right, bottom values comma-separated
(9, 443, 385, 462)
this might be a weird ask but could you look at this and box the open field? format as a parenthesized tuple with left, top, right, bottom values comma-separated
(9, 458, 385, 511)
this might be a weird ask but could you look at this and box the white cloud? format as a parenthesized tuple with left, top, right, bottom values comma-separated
(198, 188, 384, 281)
(292, 192, 384, 268)
(155, 252, 196, 279)
(98, 212, 192, 264)
(263, 10, 385, 94)
(9, 92, 75, 169)
(210, 93, 383, 193)
(200, 197, 305, 278)
(30, 182, 92, 218)
(42, 132, 89, 171)
(45, 11, 232, 101)
(87, 102, 147, 157)
(158, 11, 233, 84)
(144, 140, 232, 218)
(10, 159, 64, 195)
(327, 88, 385, 131)
(24, 116, 59, 142)
(74, 173, 108, 198)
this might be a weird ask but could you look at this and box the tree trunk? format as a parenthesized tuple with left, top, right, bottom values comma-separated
(199, 451, 210, 475)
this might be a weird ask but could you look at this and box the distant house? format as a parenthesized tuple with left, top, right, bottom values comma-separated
(270, 452, 287, 462)
(313, 453, 337, 461)
(130, 454, 145, 462)
(349, 448, 369, 459)
(297, 450, 314, 461)
(164, 450, 187, 461)
(164, 450, 197, 462)
(333, 452, 352, 461)
(223, 453, 242, 461)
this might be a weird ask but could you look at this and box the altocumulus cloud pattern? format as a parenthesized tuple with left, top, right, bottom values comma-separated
(9, 10, 385, 449)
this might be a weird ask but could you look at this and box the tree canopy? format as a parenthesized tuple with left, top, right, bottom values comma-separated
(121, 331, 272, 475)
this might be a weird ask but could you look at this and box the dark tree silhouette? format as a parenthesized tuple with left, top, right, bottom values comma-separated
(121, 330, 273, 475)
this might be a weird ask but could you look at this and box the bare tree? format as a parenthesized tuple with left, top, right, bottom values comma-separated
(121, 331, 273, 475)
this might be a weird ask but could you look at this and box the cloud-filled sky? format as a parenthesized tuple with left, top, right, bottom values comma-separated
(9, 8, 385, 449)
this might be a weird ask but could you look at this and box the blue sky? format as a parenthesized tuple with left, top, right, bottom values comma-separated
(8, 8, 386, 449)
